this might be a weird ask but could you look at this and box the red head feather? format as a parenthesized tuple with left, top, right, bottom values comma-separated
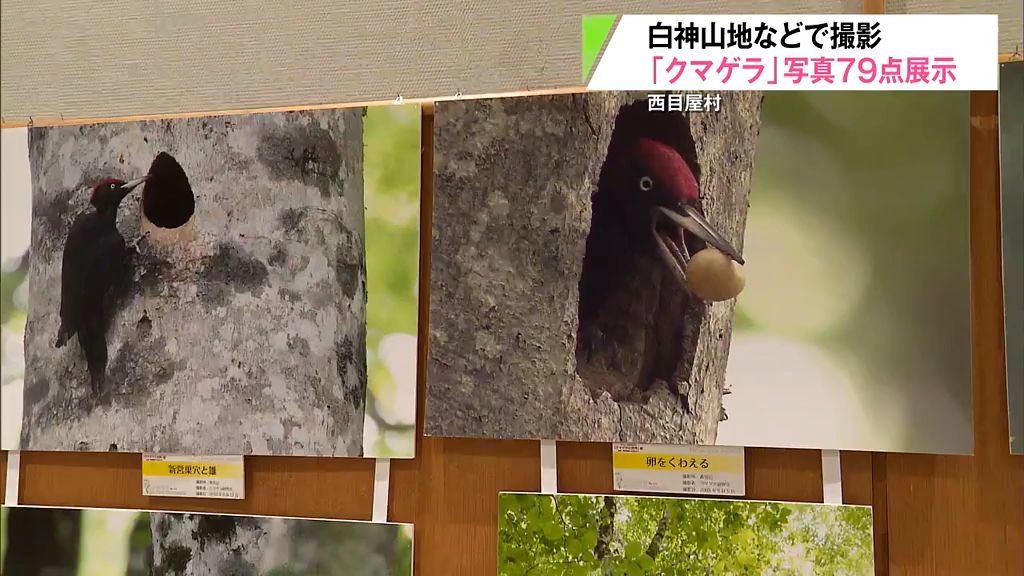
(90, 178, 125, 203)
(631, 137, 699, 202)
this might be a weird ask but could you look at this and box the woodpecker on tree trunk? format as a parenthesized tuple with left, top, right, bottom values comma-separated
(576, 109, 745, 402)
(55, 176, 147, 393)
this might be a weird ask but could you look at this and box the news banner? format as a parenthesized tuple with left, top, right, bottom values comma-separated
(582, 14, 999, 93)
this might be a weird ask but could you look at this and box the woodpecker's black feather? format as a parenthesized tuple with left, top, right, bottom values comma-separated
(56, 179, 140, 392)
(575, 102, 704, 402)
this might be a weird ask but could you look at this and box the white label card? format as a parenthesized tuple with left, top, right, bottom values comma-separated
(141, 454, 245, 500)
(612, 443, 746, 496)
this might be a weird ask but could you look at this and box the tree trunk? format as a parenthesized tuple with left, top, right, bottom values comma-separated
(21, 109, 367, 456)
(644, 508, 671, 560)
(595, 495, 617, 561)
(149, 512, 405, 575)
(427, 92, 761, 444)
(126, 511, 155, 576)
(1, 506, 81, 576)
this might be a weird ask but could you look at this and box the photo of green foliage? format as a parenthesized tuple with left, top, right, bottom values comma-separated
(1, 505, 413, 575)
(498, 493, 873, 576)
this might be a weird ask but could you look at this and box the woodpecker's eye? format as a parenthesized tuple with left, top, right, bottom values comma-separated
(639, 176, 654, 191)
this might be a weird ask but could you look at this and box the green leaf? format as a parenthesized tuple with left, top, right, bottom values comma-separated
(568, 564, 593, 576)
(543, 521, 564, 542)
(526, 508, 540, 526)
(500, 561, 524, 576)
(736, 551, 755, 567)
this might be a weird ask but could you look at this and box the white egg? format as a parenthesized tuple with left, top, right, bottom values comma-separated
(686, 247, 746, 302)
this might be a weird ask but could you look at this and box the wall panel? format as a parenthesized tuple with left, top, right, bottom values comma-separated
(886, 0, 1022, 54)
(1, 3, 1022, 575)
(0, 0, 862, 124)
(882, 91, 1024, 576)
(3, 97, 1020, 575)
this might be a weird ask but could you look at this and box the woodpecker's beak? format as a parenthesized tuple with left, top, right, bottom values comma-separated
(650, 204, 744, 289)
(671, 204, 744, 264)
(122, 176, 149, 191)
(116, 175, 148, 201)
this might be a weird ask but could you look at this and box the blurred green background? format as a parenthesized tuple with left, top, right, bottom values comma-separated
(0, 507, 414, 575)
(362, 104, 421, 458)
(719, 91, 972, 454)
(1, 507, 148, 575)
(0, 107, 421, 455)
(1, 128, 30, 450)
(998, 62, 1023, 455)
(498, 493, 873, 575)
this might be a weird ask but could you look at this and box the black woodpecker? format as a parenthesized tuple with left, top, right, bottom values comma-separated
(55, 176, 147, 392)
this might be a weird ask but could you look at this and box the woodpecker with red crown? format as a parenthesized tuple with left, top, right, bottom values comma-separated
(55, 176, 147, 392)
(576, 108, 745, 402)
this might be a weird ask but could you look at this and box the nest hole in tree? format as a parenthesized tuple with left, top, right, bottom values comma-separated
(574, 97, 707, 405)
(143, 152, 195, 229)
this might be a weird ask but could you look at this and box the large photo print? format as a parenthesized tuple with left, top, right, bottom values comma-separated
(0, 104, 421, 457)
(425, 90, 971, 454)
(1, 505, 413, 575)
(498, 493, 874, 576)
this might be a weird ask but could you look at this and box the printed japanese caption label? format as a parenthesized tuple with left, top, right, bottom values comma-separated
(612, 443, 745, 496)
(142, 454, 245, 500)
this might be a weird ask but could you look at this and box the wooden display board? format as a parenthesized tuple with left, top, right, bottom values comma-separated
(2, 0, 1023, 571)
(1, 92, 1021, 576)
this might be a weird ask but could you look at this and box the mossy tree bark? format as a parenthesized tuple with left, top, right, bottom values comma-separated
(427, 92, 762, 444)
(21, 109, 367, 456)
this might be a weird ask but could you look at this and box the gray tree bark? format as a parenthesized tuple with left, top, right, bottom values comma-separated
(149, 512, 406, 575)
(21, 109, 367, 456)
(427, 92, 762, 444)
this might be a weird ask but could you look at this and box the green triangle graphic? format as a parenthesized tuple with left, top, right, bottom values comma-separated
(582, 15, 618, 83)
